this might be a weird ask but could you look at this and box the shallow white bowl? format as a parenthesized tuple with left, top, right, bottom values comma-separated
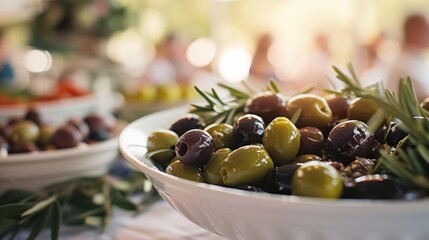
(0, 92, 123, 124)
(0, 137, 118, 192)
(119, 106, 429, 240)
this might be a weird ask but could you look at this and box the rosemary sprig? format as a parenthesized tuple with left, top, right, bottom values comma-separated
(334, 65, 429, 190)
(191, 80, 282, 125)
(190, 83, 250, 125)
(0, 170, 159, 240)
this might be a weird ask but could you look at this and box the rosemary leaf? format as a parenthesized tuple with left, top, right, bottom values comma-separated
(268, 79, 280, 93)
(289, 109, 302, 125)
(210, 88, 226, 105)
(218, 83, 250, 99)
(194, 86, 217, 106)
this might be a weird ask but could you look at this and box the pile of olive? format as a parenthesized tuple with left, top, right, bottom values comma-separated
(0, 108, 116, 156)
(146, 91, 424, 200)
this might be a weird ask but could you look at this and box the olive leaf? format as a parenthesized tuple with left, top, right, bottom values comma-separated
(0, 170, 159, 240)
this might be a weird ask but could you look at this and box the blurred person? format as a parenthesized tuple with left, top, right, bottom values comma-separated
(358, 32, 392, 87)
(145, 33, 195, 86)
(249, 33, 275, 80)
(386, 14, 429, 101)
(286, 33, 335, 93)
(0, 30, 14, 86)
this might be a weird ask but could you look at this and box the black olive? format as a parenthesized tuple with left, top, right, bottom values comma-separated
(175, 129, 215, 167)
(325, 120, 376, 165)
(24, 107, 46, 126)
(262, 163, 301, 195)
(169, 113, 205, 136)
(232, 114, 265, 148)
(342, 174, 422, 200)
(386, 122, 408, 147)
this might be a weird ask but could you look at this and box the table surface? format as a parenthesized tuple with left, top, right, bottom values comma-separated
(15, 200, 225, 240)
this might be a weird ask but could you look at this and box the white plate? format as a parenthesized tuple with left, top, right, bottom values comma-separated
(119, 106, 429, 240)
(0, 137, 118, 192)
(0, 92, 123, 124)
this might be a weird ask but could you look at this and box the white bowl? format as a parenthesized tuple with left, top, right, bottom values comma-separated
(0, 137, 118, 192)
(0, 92, 123, 124)
(119, 106, 429, 240)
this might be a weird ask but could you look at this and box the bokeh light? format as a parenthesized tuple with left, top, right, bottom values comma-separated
(217, 47, 251, 82)
(23, 49, 52, 73)
(186, 37, 217, 67)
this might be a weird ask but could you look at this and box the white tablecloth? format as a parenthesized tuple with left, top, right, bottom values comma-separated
(17, 200, 225, 240)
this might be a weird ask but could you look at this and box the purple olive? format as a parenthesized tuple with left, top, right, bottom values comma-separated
(298, 127, 325, 156)
(175, 129, 216, 167)
(244, 91, 286, 124)
(51, 125, 83, 149)
(325, 120, 376, 165)
(67, 118, 90, 140)
(326, 95, 349, 121)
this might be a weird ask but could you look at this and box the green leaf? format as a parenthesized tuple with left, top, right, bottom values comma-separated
(22, 195, 57, 217)
(0, 190, 37, 205)
(218, 83, 250, 99)
(289, 109, 302, 125)
(367, 108, 386, 134)
(65, 207, 104, 226)
(27, 207, 51, 240)
(0, 203, 34, 217)
(268, 79, 280, 93)
(51, 202, 62, 240)
(111, 190, 138, 211)
(194, 86, 217, 106)
(0, 218, 17, 237)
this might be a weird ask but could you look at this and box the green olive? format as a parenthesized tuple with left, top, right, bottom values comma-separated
(220, 145, 274, 186)
(38, 125, 55, 146)
(7, 120, 40, 144)
(147, 129, 179, 163)
(348, 98, 379, 123)
(204, 123, 234, 149)
(166, 159, 204, 182)
(292, 161, 343, 198)
(286, 94, 332, 128)
(294, 154, 322, 163)
(204, 148, 231, 185)
(262, 117, 300, 166)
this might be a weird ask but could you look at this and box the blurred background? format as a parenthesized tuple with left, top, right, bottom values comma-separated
(1, 0, 429, 119)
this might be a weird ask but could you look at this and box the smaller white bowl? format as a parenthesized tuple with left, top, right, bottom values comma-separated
(0, 137, 118, 192)
(0, 92, 123, 124)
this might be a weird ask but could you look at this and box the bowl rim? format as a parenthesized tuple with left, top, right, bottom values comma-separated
(0, 92, 123, 114)
(119, 106, 429, 209)
(0, 137, 118, 164)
